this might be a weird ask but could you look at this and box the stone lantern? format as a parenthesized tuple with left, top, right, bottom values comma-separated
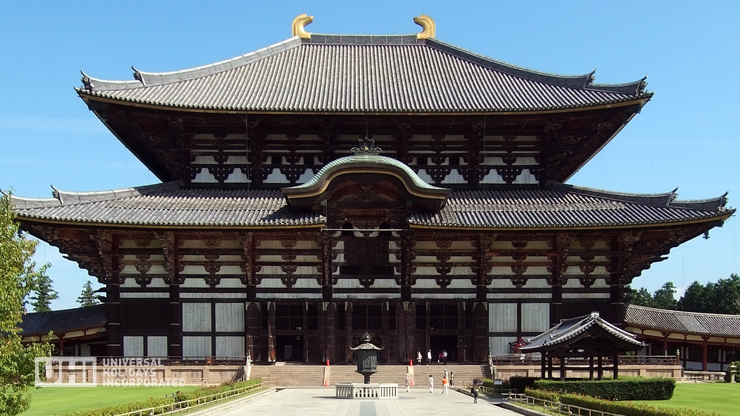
(350, 332, 383, 384)
(730, 363, 737, 383)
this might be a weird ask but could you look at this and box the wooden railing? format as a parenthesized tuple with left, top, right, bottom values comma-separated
(490, 354, 679, 366)
(508, 393, 624, 416)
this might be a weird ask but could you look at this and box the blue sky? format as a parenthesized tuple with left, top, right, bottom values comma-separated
(1, 1, 738, 310)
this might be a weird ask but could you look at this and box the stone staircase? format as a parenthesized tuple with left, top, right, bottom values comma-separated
(249, 363, 486, 387)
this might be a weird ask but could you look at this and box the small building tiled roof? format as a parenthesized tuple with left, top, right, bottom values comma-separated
(520, 312, 644, 352)
(10, 182, 730, 229)
(20, 305, 107, 336)
(625, 304, 740, 338)
(77, 34, 649, 113)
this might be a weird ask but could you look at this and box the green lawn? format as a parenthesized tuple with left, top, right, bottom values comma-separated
(632, 382, 740, 415)
(22, 385, 201, 416)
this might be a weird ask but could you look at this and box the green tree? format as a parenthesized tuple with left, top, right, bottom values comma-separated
(652, 282, 678, 310)
(0, 191, 52, 415)
(28, 273, 59, 312)
(677, 281, 709, 312)
(77, 280, 100, 307)
(624, 286, 654, 307)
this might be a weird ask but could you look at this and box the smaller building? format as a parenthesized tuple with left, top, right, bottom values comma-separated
(625, 305, 740, 372)
(20, 305, 107, 357)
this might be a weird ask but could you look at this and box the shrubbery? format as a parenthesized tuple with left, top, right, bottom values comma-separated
(534, 377, 675, 401)
(61, 379, 262, 416)
(559, 393, 716, 416)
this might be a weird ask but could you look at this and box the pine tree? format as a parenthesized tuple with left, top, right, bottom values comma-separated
(0, 191, 53, 415)
(77, 280, 100, 307)
(28, 273, 59, 312)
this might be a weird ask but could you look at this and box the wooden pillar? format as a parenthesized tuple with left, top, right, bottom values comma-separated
(613, 351, 620, 379)
(267, 302, 276, 362)
(303, 302, 309, 363)
(472, 302, 488, 361)
(381, 302, 389, 362)
(589, 356, 594, 380)
(457, 302, 465, 363)
(345, 302, 353, 362)
(547, 354, 553, 379)
(541, 353, 546, 378)
(551, 284, 563, 325)
(559, 352, 565, 381)
(702, 337, 709, 371)
(662, 333, 669, 355)
(597, 355, 604, 380)
(245, 302, 260, 362)
(106, 282, 122, 357)
(168, 284, 182, 359)
(323, 302, 336, 363)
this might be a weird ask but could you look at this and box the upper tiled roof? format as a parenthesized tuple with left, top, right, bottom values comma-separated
(408, 183, 731, 229)
(77, 35, 649, 113)
(10, 182, 730, 229)
(625, 305, 740, 338)
(11, 182, 324, 228)
(520, 312, 644, 352)
(20, 305, 106, 336)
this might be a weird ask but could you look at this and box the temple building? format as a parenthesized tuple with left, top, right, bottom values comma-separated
(12, 15, 732, 364)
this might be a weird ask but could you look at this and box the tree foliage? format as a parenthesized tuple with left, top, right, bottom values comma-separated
(77, 280, 100, 307)
(677, 274, 740, 315)
(28, 272, 59, 312)
(626, 274, 740, 315)
(0, 192, 52, 415)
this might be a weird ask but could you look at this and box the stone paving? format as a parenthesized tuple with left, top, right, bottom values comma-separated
(214, 387, 520, 416)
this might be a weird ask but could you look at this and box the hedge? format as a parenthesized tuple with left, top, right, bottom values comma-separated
(61, 379, 262, 416)
(523, 388, 558, 402)
(559, 393, 717, 416)
(534, 377, 675, 401)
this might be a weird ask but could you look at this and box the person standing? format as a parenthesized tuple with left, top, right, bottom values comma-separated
(443, 349, 448, 365)
(442, 376, 449, 394)
(450, 372, 454, 387)
(405, 372, 411, 392)
(427, 349, 432, 365)
(417, 351, 422, 366)
(428, 375, 434, 393)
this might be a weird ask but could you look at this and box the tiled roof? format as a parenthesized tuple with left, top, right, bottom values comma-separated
(625, 305, 740, 338)
(520, 312, 644, 352)
(408, 184, 731, 229)
(77, 35, 649, 113)
(11, 183, 324, 228)
(20, 305, 106, 336)
(11, 182, 730, 229)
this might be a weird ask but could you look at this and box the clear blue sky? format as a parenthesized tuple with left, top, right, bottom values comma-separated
(1, 1, 738, 310)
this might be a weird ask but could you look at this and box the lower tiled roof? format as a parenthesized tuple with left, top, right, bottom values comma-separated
(625, 304, 740, 338)
(520, 312, 644, 351)
(10, 182, 729, 229)
(20, 305, 107, 336)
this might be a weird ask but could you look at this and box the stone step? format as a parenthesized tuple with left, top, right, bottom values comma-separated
(249, 364, 486, 387)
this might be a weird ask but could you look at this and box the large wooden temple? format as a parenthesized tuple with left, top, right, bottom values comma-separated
(12, 15, 732, 364)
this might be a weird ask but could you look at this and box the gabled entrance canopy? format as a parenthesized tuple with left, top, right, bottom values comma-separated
(282, 151, 450, 211)
(520, 312, 644, 380)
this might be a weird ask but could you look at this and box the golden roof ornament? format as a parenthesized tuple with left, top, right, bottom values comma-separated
(292, 14, 313, 39)
(414, 14, 435, 39)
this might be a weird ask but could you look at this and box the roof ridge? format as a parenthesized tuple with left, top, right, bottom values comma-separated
(79, 37, 304, 92)
(550, 182, 678, 206)
(11, 182, 181, 209)
(627, 304, 740, 319)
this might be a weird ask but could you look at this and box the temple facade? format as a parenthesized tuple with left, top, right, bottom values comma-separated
(12, 15, 732, 363)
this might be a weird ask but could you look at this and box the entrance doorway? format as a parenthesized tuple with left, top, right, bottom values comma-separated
(276, 335, 303, 362)
(430, 335, 458, 363)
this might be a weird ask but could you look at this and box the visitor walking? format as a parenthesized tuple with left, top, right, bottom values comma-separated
(417, 351, 422, 366)
(471, 381, 480, 403)
(442, 376, 449, 394)
(428, 375, 434, 393)
(450, 372, 454, 387)
(405, 372, 411, 392)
